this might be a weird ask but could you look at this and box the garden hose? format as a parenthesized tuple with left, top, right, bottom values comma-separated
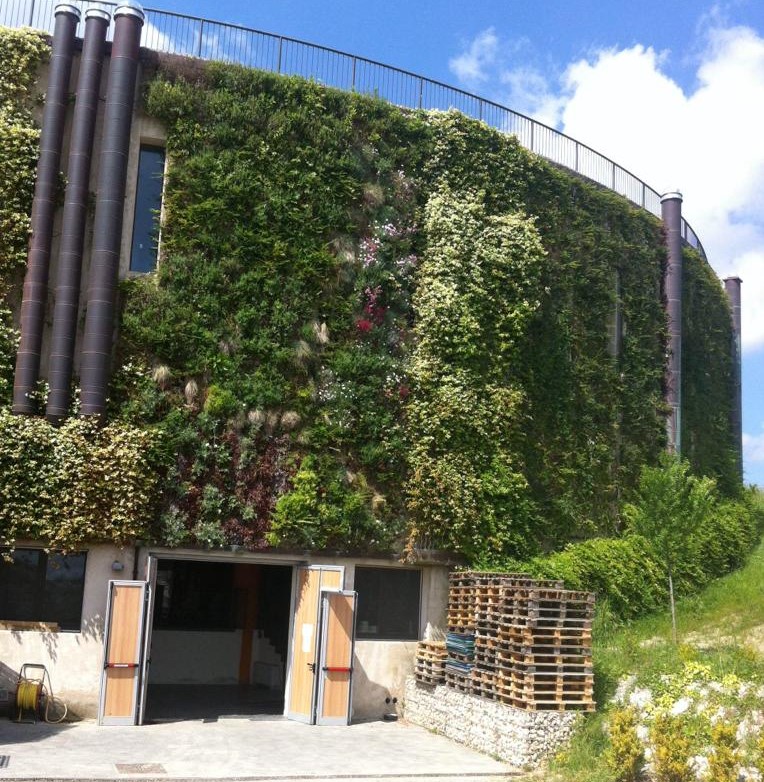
(15, 679, 41, 718)
(14, 673, 68, 724)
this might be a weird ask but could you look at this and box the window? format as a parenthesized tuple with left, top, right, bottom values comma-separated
(130, 145, 166, 273)
(0, 549, 87, 631)
(354, 567, 421, 640)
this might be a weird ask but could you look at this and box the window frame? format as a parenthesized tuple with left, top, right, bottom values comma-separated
(0, 548, 88, 633)
(128, 143, 167, 274)
(353, 565, 422, 642)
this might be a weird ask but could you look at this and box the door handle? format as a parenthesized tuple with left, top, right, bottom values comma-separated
(307, 662, 316, 673)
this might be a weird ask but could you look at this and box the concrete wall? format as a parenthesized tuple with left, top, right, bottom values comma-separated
(0, 543, 135, 719)
(149, 630, 284, 687)
(1, 545, 448, 721)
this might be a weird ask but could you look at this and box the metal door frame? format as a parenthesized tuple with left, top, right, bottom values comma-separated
(284, 565, 344, 723)
(315, 589, 357, 726)
(137, 555, 158, 725)
(97, 580, 147, 726)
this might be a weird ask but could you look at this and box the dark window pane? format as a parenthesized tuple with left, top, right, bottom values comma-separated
(130, 145, 165, 273)
(43, 553, 87, 631)
(154, 560, 236, 631)
(355, 567, 421, 640)
(0, 549, 86, 631)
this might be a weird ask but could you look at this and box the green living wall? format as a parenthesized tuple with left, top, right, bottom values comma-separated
(0, 28, 49, 403)
(115, 55, 677, 561)
(0, 35, 740, 559)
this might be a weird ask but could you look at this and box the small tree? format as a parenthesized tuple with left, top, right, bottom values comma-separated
(624, 453, 716, 642)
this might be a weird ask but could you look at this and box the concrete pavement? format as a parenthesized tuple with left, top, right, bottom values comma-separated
(0, 716, 516, 781)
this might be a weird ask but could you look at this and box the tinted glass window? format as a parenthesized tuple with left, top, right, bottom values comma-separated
(130, 145, 165, 273)
(354, 567, 421, 640)
(0, 549, 87, 631)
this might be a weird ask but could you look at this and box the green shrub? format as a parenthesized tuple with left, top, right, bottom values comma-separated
(0, 408, 161, 548)
(605, 707, 644, 782)
(526, 534, 666, 619)
(523, 465, 760, 624)
(706, 722, 739, 782)
(650, 713, 694, 782)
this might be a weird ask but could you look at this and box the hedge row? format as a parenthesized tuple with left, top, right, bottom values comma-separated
(522, 491, 762, 620)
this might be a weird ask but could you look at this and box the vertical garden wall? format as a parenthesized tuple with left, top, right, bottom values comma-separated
(0, 38, 740, 560)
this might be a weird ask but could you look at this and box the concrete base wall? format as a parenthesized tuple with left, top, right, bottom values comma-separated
(0, 544, 133, 719)
(1, 546, 450, 721)
(404, 677, 581, 770)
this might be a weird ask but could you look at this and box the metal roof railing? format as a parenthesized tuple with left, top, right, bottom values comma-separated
(2, 0, 707, 259)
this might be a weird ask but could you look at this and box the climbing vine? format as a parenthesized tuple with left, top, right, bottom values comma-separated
(0, 44, 740, 556)
(681, 246, 738, 495)
(0, 409, 160, 548)
(404, 188, 546, 562)
(0, 27, 49, 403)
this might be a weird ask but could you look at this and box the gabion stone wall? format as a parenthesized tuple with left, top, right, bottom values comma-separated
(404, 677, 581, 770)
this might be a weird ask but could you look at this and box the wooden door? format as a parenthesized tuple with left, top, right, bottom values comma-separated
(98, 580, 147, 726)
(316, 590, 356, 726)
(286, 566, 343, 723)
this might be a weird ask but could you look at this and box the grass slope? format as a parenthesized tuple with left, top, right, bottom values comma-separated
(533, 538, 764, 781)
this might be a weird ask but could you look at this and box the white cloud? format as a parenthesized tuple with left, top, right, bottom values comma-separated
(141, 19, 175, 53)
(448, 28, 499, 84)
(743, 429, 764, 464)
(558, 28, 764, 353)
(499, 67, 567, 127)
(449, 30, 565, 124)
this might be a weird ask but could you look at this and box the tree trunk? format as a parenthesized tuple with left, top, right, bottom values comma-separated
(668, 567, 677, 644)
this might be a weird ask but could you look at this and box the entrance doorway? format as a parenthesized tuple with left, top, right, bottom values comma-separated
(144, 559, 292, 722)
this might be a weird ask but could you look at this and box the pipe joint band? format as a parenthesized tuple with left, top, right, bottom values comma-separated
(54, 3, 81, 19)
(115, 1, 146, 22)
(85, 8, 112, 22)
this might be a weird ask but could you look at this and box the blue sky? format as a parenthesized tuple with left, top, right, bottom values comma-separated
(147, 0, 764, 485)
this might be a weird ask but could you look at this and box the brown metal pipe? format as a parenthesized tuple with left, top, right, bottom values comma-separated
(46, 8, 111, 422)
(724, 276, 743, 480)
(79, 1, 145, 418)
(12, 3, 80, 414)
(661, 191, 683, 454)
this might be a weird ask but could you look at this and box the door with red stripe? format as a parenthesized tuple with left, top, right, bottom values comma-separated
(98, 581, 148, 725)
(316, 590, 357, 726)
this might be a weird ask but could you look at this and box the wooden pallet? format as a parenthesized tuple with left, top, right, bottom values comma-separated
(414, 671, 444, 686)
(444, 671, 472, 694)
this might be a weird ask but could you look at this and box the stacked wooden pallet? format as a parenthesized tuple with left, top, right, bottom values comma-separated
(414, 640, 447, 685)
(445, 571, 479, 691)
(442, 571, 595, 711)
(494, 586, 594, 711)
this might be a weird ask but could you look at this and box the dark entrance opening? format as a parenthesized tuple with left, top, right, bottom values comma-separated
(144, 559, 293, 722)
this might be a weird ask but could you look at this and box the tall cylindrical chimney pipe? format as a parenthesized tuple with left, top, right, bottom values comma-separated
(724, 276, 743, 480)
(46, 7, 111, 422)
(79, 1, 145, 418)
(661, 191, 683, 455)
(12, 3, 80, 414)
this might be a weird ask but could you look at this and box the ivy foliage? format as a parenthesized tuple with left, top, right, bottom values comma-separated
(0, 38, 739, 557)
(0, 409, 160, 548)
(420, 113, 669, 545)
(118, 61, 429, 551)
(0, 27, 49, 403)
(109, 58, 738, 558)
(405, 187, 546, 562)
(681, 246, 739, 495)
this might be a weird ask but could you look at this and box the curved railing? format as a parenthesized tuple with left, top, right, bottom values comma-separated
(3, 0, 707, 259)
